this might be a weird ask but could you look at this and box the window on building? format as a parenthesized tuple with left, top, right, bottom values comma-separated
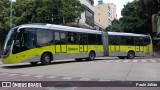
(85, 9, 94, 26)
(86, 0, 94, 6)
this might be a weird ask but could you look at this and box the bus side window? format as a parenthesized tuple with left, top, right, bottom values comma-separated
(97, 34, 102, 45)
(126, 36, 134, 45)
(88, 34, 97, 45)
(120, 36, 126, 45)
(109, 35, 114, 45)
(143, 36, 150, 46)
(36, 29, 53, 46)
(109, 35, 119, 45)
(60, 32, 66, 44)
(55, 32, 60, 44)
(67, 32, 77, 44)
(79, 34, 88, 45)
(134, 37, 144, 46)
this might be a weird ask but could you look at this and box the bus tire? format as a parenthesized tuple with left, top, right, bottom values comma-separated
(127, 51, 135, 59)
(87, 51, 96, 61)
(75, 58, 82, 61)
(41, 53, 51, 65)
(30, 62, 38, 65)
(118, 56, 125, 59)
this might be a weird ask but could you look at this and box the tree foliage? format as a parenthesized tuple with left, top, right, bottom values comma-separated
(106, 19, 121, 32)
(106, 0, 160, 34)
(0, 0, 85, 45)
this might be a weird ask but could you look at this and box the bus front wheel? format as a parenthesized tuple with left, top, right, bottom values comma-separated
(127, 51, 135, 59)
(87, 52, 96, 61)
(41, 53, 51, 65)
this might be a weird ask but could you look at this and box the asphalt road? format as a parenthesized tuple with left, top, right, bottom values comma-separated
(0, 57, 160, 90)
(0, 57, 160, 81)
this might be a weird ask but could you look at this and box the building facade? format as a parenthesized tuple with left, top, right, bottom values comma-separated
(67, 0, 94, 29)
(94, 1, 117, 28)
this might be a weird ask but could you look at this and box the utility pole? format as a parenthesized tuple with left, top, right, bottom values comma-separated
(10, 0, 13, 29)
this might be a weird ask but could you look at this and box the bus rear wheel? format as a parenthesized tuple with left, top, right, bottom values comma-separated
(127, 51, 135, 59)
(41, 53, 51, 65)
(87, 52, 96, 61)
(30, 62, 38, 65)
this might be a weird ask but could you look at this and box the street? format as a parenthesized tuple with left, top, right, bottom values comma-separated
(0, 57, 160, 90)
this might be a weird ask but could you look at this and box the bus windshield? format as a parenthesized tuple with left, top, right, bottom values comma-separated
(3, 28, 17, 55)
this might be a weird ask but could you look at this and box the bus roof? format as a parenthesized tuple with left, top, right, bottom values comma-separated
(108, 32, 149, 37)
(18, 23, 102, 34)
(17, 23, 149, 37)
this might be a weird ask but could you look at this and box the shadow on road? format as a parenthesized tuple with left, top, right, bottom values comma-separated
(1, 58, 110, 69)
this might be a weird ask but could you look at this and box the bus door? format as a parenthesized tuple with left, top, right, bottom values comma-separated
(79, 34, 88, 52)
(55, 32, 67, 53)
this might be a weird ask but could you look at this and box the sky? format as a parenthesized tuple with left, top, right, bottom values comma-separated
(94, 0, 134, 19)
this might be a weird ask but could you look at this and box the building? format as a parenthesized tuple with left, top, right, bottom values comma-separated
(66, 0, 94, 29)
(94, 0, 117, 28)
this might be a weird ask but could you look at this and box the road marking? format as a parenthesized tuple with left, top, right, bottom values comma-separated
(34, 75, 43, 78)
(62, 77, 73, 80)
(150, 60, 157, 63)
(114, 60, 122, 63)
(142, 60, 147, 63)
(21, 74, 30, 77)
(133, 60, 138, 63)
(123, 60, 129, 63)
(79, 78, 90, 81)
(106, 60, 114, 63)
(46, 76, 57, 79)
(8, 74, 17, 76)
(0, 73, 8, 75)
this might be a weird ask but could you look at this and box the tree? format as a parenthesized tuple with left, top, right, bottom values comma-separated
(13, 0, 85, 26)
(120, 0, 160, 34)
(106, 19, 121, 32)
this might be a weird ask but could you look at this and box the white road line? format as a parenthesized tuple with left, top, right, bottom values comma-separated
(123, 60, 129, 63)
(150, 60, 157, 63)
(0, 73, 8, 75)
(142, 60, 147, 63)
(8, 74, 17, 76)
(21, 74, 30, 77)
(46, 76, 57, 79)
(114, 60, 122, 63)
(34, 75, 43, 78)
(106, 60, 114, 62)
(79, 78, 90, 81)
(133, 60, 138, 63)
(62, 77, 73, 80)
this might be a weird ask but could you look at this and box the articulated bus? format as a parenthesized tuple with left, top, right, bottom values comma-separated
(1, 24, 153, 65)
(108, 32, 153, 59)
